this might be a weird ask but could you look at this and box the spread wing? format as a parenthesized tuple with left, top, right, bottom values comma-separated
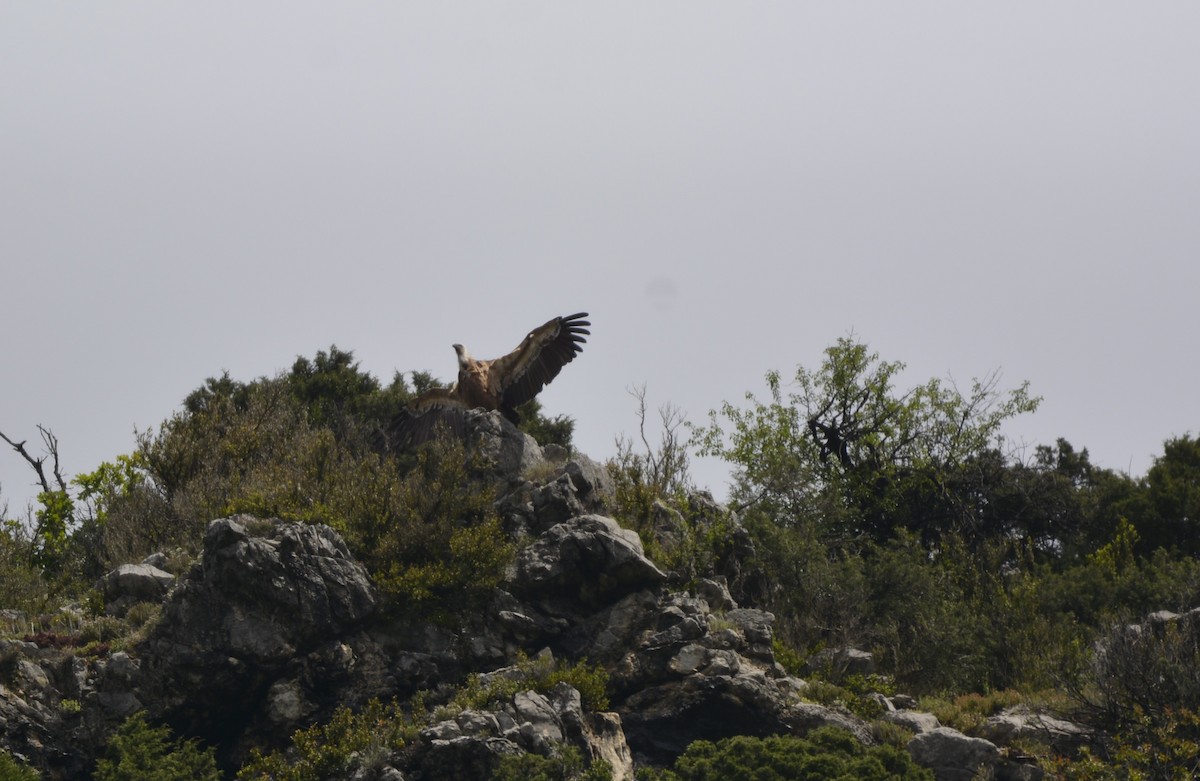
(489, 312, 590, 410)
(384, 387, 471, 450)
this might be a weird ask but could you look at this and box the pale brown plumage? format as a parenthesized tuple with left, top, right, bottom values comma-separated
(388, 312, 590, 448)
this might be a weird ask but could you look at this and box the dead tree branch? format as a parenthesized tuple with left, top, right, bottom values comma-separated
(1, 425, 68, 495)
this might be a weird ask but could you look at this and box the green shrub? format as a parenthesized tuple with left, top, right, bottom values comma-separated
(79, 615, 125, 645)
(641, 729, 933, 781)
(493, 745, 612, 781)
(346, 437, 514, 621)
(94, 712, 219, 781)
(0, 750, 38, 781)
(451, 653, 610, 714)
(238, 699, 414, 781)
(1078, 611, 1200, 738)
(1045, 709, 1200, 780)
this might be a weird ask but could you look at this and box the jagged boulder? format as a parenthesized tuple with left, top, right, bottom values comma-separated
(804, 646, 875, 676)
(556, 587, 870, 765)
(620, 672, 868, 764)
(883, 708, 941, 734)
(132, 516, 378, 764)
(511, 515, 667, 610)
(530, 474, 588, 532)
(980, 705, 1092, 753)
(908, 726, 1000, 781)
(411, 682, 632, 780)
(463, 409, 545, 490)
(147, 516, 377, 664)
(99, 562, 175, 617)
(562, 456, 615, 511)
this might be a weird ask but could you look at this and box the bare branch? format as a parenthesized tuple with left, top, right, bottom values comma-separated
(0, 427, 54, 494)
(38, 425, 68, 493)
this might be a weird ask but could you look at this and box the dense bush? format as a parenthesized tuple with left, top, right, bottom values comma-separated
(237, 699, 414, 781)
(1, 346, 572, 588)
(0, 751, 37, 781)
(493, 746, 612, 781)
(692, 338, 1200, 699)
(340, 436, 515, 620)
(80, 349, 544, 621)
(638, 729, 932, 781)
(94, 712, 220, 781)
(1080, 611, 1200, 734)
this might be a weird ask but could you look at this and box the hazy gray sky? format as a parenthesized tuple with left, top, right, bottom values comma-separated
(3, 3, 1198, 514)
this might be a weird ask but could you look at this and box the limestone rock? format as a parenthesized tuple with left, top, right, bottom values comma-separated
(530, 474, 587, 532)
(463, 409, 545, 489)
(980, 705, 1092, 751)
(804, 646, 875, 676)
(908, 726, 1000, 781)
(512, 515, 667, 609)
(884, 708, 941, 734)
(100, 563, 175, 617)
(413, 683, 631, 780)
(134, 516, 378, 763)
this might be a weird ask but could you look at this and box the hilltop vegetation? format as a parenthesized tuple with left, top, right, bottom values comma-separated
(2, 338, 1198, 779)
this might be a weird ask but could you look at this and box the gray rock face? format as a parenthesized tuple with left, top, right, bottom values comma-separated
(413, 682, 632, 780)
(0, 639, 107, 777)
(559, 587, 870, 765)
(530, 474, 588, 532)
(804, 645, 875, 676)
(980, 705, 1092, 752)
(512, 515, 667, 609)
(883, 708, 941, 734)
(183, 516, 377, 662)
(908, 727, 1000, 781)
(134, 516, 378, 763)
(563, 456, 615, 510)
(463, 409, 545, 489)
(100, 563, 175, 616)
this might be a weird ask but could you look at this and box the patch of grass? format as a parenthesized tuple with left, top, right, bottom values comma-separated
(917, 689, 1026, 734)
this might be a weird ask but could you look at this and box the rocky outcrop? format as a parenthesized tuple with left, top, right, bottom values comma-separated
(463, 410, 546, 491)
(411, 681, 633, 781)
(512, 515, 667, 610)
(133, 516, 379, 766)
(1, 440, 813, 777)
(0, 413, 1135, 779)
(980, 706, 1093, 753)
(99, 561, 175, 617)
(908, 727, 1001, 781)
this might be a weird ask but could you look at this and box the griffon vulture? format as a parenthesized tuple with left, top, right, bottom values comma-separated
(388, 312, 590, 448)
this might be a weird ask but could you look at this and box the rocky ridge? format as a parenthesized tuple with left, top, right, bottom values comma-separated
(0, 411, 1090, 780)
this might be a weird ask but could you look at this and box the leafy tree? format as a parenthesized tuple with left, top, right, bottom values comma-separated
(1138, 434, 1200, 555)
(516, 398, 577, 449)
(694, 336, 1040, 546)
(0, 426, 76, 574)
